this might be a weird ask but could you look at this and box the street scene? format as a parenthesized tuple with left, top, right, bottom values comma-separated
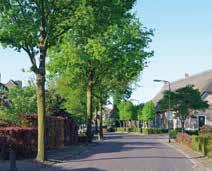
(0, 0, 212, 171)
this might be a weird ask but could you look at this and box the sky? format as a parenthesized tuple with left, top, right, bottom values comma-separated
(0, 0, 212, 104)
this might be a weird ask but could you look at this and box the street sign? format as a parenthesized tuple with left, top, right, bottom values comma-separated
(165, 111, 173, 121)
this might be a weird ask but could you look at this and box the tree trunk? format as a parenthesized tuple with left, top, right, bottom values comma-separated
(86, 71, 93, 143)
(94, 107, 98, 133)
(36, 73, 46, 162)
(99, 101, 104, 139)
(36, 0, 47, 162)
(181, 119, 185, 133)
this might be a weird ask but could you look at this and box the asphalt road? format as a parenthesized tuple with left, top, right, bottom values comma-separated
(46, 133, 197, 171)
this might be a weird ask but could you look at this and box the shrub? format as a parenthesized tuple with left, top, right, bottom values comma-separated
(192, 135, 212, 158)
(176, 133, 192, 148)
(107, 127, 115, 132)
(0, 115, 79, 160)
(116, 127, 126, 132)
(0, 127, 37, 159)
(128, 127, 140, 133)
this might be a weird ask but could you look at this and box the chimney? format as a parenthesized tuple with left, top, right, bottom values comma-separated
(185, 73, 189, 78)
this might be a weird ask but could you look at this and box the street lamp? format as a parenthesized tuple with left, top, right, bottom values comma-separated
(154, 79, 172, 143)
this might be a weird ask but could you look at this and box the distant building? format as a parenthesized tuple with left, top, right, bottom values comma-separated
(153, 69, 212, 129)
(4, 80, 22, 89)
(0, 80, 22, 108)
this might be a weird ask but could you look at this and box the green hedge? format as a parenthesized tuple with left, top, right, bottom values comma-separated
(115, 127, 168, 134)
(192, 135, 212, 158)
(142, 128, 168, 135)
(116, 127, 141, 133)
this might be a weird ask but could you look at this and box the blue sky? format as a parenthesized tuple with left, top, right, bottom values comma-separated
(0, 0, 212, 103)
(130, 0, 212, 104)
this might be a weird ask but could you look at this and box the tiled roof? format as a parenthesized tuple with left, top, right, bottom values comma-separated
(153, 69, 212, 104)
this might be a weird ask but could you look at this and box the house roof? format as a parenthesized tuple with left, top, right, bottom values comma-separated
(4, 80, 22, 89)
(153, 69, 212, 104)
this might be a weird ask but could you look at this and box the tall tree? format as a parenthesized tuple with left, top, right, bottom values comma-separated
(141, 101, 155, 128)
(158, 85, 209, 131)
(118, 101, 135, 127)
(0, 0, 81, 161)
(48, 3, 153, 142)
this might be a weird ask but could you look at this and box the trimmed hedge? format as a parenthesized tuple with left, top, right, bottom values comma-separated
(0, 127, 37, 159)
(192, 135, 212, 158)
(0, 115, 78, 160)
(115, 127, 168, 134)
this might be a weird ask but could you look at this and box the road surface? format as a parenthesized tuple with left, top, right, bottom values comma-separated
(46, 133, 197, 171)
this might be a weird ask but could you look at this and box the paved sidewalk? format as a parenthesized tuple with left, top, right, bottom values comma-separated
(165, 140, 212, 171)
(0, 144, 92, 171)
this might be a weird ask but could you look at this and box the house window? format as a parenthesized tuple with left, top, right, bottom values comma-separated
(198, 116, 205, 127)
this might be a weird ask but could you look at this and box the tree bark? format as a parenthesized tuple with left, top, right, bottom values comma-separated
(181, 119, 185, 133)
(94, 107, 98, 133)
(36, 0, 47, 162)
(99, 101, 103, 139)
(86, 71, 93, 143)
(36, 72, 46, 162)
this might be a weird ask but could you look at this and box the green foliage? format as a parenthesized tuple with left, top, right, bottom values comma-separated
(0, 86, 36, 124)
(141, 101, 155, 122)
(118, 101, 135, 121)
(48, 9, 153, 130)
(158, 85, 209, 120)
(192, 135, 212, 157)
(53, 76, 87, 124)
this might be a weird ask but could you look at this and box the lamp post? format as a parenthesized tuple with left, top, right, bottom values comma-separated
(154, 79, 172, 143)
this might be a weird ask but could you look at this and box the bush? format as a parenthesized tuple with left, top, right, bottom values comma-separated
(142, 128, 168, 135)
(169, 129, 181, 139)
(107, 127, 115, 132)
(192, 135, 212, 158)
(0, 115, 79, 160)
(176, 133, 192, 148)
(0, 127, 37, 159)
(128, 127, 140, 133)
(116, 127, 127, 132)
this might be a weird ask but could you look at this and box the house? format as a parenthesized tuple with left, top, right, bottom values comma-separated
(0, 80, 22, 108)
(4, 80, 22, 89)
(153, 69, 212, 129)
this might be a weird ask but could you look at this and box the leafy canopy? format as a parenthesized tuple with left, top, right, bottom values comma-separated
(141, 101, 155, 122)
(158, 85, 209, 119)
(0, 86, 36, 123)
(118, 101, 135, 121)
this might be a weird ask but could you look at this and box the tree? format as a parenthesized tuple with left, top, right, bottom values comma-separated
(0, 0, 82, 161)
(141, 101, 155, 128)
(118, 101, 135, 127)
(0, 86, 36, 124)
(136, 103, 144, 128)
(53, 76, 87, 125)
(48, 3, 153, 142)
(158, 85, 209, 131)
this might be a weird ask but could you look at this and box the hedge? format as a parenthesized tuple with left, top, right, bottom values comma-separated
(115, 127, 168, 134)
(0, 127, 37, 159)
(192, 135, 212, 158)
(0, 115, 78, 160)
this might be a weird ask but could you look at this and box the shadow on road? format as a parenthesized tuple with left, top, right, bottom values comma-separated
(46, 166, 105, 171)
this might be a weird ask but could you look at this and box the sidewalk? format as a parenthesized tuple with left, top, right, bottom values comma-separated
(166, 140, 212, 171)
(0, 144, 93, 171)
